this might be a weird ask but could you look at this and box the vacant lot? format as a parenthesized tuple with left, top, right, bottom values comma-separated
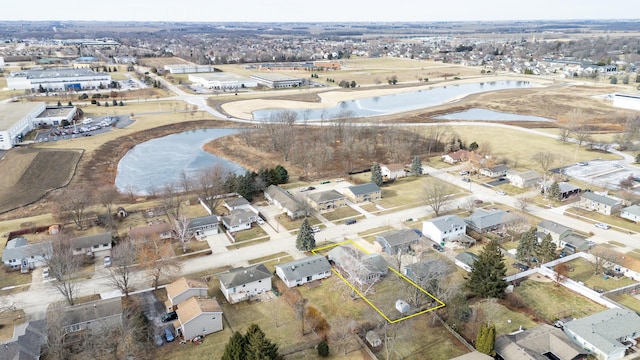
(0, 148, 83, 213)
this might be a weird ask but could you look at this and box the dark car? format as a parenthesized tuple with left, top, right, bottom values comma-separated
(345, 218, 357, 225)
(512, 263, 529, 271)
(161, 311, 177, 323)
(432, 243, 445, 252)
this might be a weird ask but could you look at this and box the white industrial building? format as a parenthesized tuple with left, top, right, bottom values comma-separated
(613, 93, 640, 111)
(250, 73, 303, 88)
(34, 106, 77, 127)
(164, 64, 217, 74)
(6, 68, 112, 91)
(188, 72, 258, 90)
(0, 102, 46, 149)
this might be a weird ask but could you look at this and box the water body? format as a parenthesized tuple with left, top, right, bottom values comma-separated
(115, 128, 244, 195)
(434, 108, 553, 122)
(252, 80, 534, 121)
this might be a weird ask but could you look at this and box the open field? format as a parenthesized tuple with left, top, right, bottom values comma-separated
(0, 148, 83, 214)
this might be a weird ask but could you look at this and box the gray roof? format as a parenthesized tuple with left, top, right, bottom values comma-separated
(188, 215, 219, 229)
(581, 192, 621, 207)
(222, 209, 254, 227)
(275, 255, 331, 281)
(507, 169, 541, 180)
(403, 258, 454, 282)
(537, 220, 572, 236)
(307, 190, 345, 203)
(327, 245, 388, 278)
(0, 320, 47, 360)
(455, 252, 479, 267)
(464, 209, 518, 231)
(62, 297, 123, 327)
(218, 263, 271, 289)
(69, 232, 112, 249)
(9, 67, 106, 79)
(481, 164, 509, 173)
(264, 185, 306, 213)
(563, 308, 640, 356)
(345, 183, 381, 196)
(563, 234, 590, 251)
(425, 215, 467, 232)
(495, 324, 586, 360)
(375, 229, 420, 248)
(622, 205, 640, 217)
(225, 197, 250, 208)
(2, 238, 52, 262)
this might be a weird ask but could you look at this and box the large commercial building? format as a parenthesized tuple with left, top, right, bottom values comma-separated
(250, 73, 303, 88)
(188, 72, 258, 90)
(613, 93, 640, 111)
(164, 64, 217, 74)
(0, 102, 46, 149)
(6, 68, 112, 91)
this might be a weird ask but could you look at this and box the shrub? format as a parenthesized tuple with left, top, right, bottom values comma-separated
(317, 340, 329, 357)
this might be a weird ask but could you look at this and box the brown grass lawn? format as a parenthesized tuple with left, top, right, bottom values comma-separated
(565, 207, 638, 234)
(0, 309, 26, 342)
(277, 214, 324, 231)
(225, 237, 270, 250)
(566, 258, 637, 291)
(231, 225, 269, 242)
(0, 268, 31, 291)
(472, 300, 539, 336)
(607, 293, 640, 313)
(321, 208, 363, 223)
(515, 280, 606, 322)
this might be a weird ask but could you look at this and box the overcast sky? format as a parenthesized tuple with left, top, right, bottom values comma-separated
(2, 0, 639, 22)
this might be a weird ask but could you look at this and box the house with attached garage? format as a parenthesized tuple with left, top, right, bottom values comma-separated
(70, 232, 112, 257)
(221, 209, 257, 233)
(495, 324, 587, 360)
(563, 308, 640, 360)
(464, 209, 519, 234)
(441, 149, 473, 164)
(275, 255, 332, 288)
(187, 215, 219, 238)
(579, 192, 623, 216)
(165, 277, 209, 311)
(174, 296, 223, 340)
(506, 169, 542, 188)
(264, 185, 308, 220)
(218, 263, 272, 304)
(537, 220, 573, 245)
(422, 215, 467, 244)
(479, 164, 509, 178)
(620, 205, 640, 223)
(380, 163, 406, 180)
(58, 297, 123, 336)
(305, 190, 346, 212)
(2, 237, 52, 272)
(374, 229, 421, 255)
(343, 183, 382, 204)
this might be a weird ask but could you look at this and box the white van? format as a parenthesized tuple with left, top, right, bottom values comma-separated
(82, 118, 93, 125)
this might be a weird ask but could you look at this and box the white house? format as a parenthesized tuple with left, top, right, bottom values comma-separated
(454, 252, 479, 273)
(188, 215, 219, 237)
(165, 277, 209, 311)
(221, 209, 257, 233)
(275, 255, 332, 288)
(579, 192, 622, 216)
(2, 237, 52, 272)
(175, 297, 223, 340)
(224, 197, 251, 211)
(422, 215, 467, 244)
(506, 169, 542, 188)
(563, 308, 640, 360)
(218, 264, 272, 304)
(380, 164, 406, 180)
(621, 205, 640, 223)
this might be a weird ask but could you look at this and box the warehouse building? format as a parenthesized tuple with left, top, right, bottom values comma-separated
(6, 68, 111, 91)
(250, 73, 303, 88)
(188, 72, 258, 90)
(0, 102, 46, 149)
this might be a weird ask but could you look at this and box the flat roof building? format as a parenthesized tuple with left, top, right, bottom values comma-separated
(6, 68, 112, 91)
(188, 72, 258, 90)
(250, 73, 303, 88)
(0, 102, 46, 149)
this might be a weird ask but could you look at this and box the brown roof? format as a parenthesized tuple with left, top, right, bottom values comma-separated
(166, 277, 208, 301)
(382, 163, 405, 171)
(176, 297, 222, 324)
(128, 222, 171, 239)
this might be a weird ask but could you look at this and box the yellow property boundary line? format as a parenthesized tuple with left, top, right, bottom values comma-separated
(312, 240, 446, 323)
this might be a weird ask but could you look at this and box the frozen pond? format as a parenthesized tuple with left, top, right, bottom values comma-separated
(253, 80, 534, 121)
(434, 108, 553, 122)
(115, 129, 244, 195)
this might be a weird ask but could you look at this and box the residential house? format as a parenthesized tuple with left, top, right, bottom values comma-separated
(579, 192, 623, 216)
(454, 252, 479, 272)
(343, 183, 382, 204)
(621, 205, 640, 223)
(188, 215, 219, 238)
(540, 181, 582, 200)
(374, 229, 421, 254)
(305, 190, 346, 212)
(441, 149, 473, 164)
(422, 215, 467, 244)
(495, 324, 587, 360)
(537, 220, 573, 245)
(380, 163, 406, 180)
(218, 264, 272, 304)
(275, 255, 332, 288)
(60, 297, 123, 336)
(128, 221, 172, 241)
(264, 185, 308, 219)
(69, 232, 112, 257)
(403, 258, 454, 283)
(327, 245, 388, 285)
(174, 297, 223, 340)
(1, 320, 48, 360)
(2, 237, 52, 272)
(223, 196, 250, 211)
(506, 169, 542, 188)
(221, 209, 257, 233)
(464, 209, 519, 234)
(563, 308, 640, 360)
(479, 164, 509, 178)
(560, 234, 591, 253)
(165, 277, 209, 311)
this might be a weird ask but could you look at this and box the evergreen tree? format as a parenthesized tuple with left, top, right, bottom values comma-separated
(467, 239, 508, 298)
(371, 162, 383, 186)
(537, 233, 557, 264)
(410, 156, 422, 176)
(547, 182, 561, 200)
(517, 227, 538, 264)
(296, 218, 316, 251)
(244, 324, 279, 360)
(317, 340, 329, 357)
(476, 323, 489, 354)
(221, 331, 246, 360)
(636, 153, 640, 164)
(272, 165, 289, 184)
(235, 171, 255, 201)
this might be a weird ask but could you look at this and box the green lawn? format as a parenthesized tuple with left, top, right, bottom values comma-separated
(566, 258, 638, 291)
(608, 293, 640, 313)
(515, 280, 606, 322)
(226, 237, 270, 250)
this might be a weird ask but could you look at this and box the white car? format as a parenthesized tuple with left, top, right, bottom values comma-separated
(496, 190, 506, 196)
(595, 223, 610, 230)
(42, 268, 50, 279)
(311, 225, 321, 233)
(256, 218, 265, 225)
(459, 170, 469, 176)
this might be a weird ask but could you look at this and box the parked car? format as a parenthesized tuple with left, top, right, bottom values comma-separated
(103, 256, 111, 268)
(432, 243, 445, 252)
(512, 263, 529, 271)
(311, 225, 321, 233)
(161, 311, 177, 323)
(462, 177, 471, 183)
(595, 223, 610, 230)
(345, 218, 357, 225)
(164, 327, 175, 342)
(42, 268, 49, 279)
(459, 170, 469, 176)
(496, 190, 506, 196)
(256, 218, 265, 225)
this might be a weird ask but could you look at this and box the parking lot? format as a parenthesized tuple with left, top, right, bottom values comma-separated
(560, 160, 639, 194)
(33, 115, 132, 143)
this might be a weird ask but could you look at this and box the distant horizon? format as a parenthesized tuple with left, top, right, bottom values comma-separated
(2, 0, 639, 23)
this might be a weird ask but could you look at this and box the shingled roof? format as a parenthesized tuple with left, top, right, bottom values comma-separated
(218, 264, 271, 289)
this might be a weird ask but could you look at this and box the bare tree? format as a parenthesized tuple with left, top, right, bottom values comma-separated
(516, 196, 531, 212)
(138, 235, 182, 290)
(178, 170, 195, 194)
(423, 180, 454, 216)
(57, 187, 90, 229)
(462, 197, 477, 215)
(172, 216, 195, 253)
(591, 246, 619, 275)
(330, 323, 354, 356)
(161, 183, 184, 223)
(554, 263, 570, 284)
(43, 234, 81, 305)
(532, 151, 556, 182)
(558, 126, 572, 143)
(107, 240, 137, 296)
(97, 186, 119, 230)
(44, 303, 73, 360)
(195, 165, 227, 214)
